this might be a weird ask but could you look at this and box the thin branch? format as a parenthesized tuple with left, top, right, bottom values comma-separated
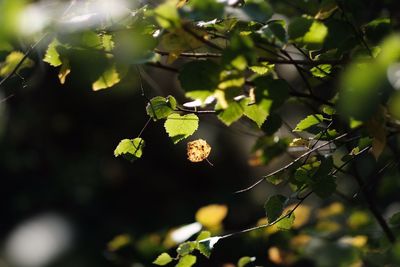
(0, 33, 50, 88)
(235, 132, 351, 193)
(182, 25, 224, 51)
(219, 191, 312, 240)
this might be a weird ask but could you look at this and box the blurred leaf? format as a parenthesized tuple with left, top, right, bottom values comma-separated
(0, 51, 34, 77)
(364, 18, 392, 44)
(154, 2, 181, 29)
(238, 256, 256, 267)
(196, 231, 211, 241)
(101, 34, 114, 52)
(258, 20, 287, 47)
(176, 255, 196, 267)
(92, 64, 120, 91)
(288, 17, 328, 49)
(153, 252, 173, 266)
(254, 77, 289, 111)
(317, 202, 344, 218)
(114, 138, 145, 162)
(315, 0, 338, 20)
(58, 59, 71, 84)
(294, 114, 324, 132)
(264, 195, 287, 222)
(389, 212, 400, 227)
(146, 96, 177, 121)
(195, 204, 228, 229)
(310, 64, 332, 78)
(347, 211, 371, 229)
(107, 234, 131, 252)
(164, 113, 199, 144)
(43, 38, 62, 67)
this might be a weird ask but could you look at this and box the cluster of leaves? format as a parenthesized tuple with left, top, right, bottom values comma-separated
(2, 0, 400, 266)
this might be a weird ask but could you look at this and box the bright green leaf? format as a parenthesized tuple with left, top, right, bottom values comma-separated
(43, 38, 62, 67)
(0, 51, 34, 77)
(294, 114, 324, 132)
(177, 242, 196, 257)
(238, 256, 256, 267)
(146, 96, 177, 121)
(217, 100, 246, 126)
(153, 253, 173, 266)
(243, 102, 269, 128)
(264, 194, 287, 222)
(275, 213, 295, 230)
(164, 113, 199, 144)
(289, 17, 328, 49)
(154, 2, 180, 29)
(310, 64, 332, 78)
(176, 255, 196, 267)
(114, 138, 145, 162)
(197, 236, 221, 258)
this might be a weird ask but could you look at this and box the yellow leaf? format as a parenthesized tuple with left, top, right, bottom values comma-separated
(290, 234, 312, 248)
(316, 202, 344, 218)
(92, 64, 120, 91)
(58, 59, 71, 84)
(107, 234, 131, 251)
(195, 204, 228, 228)
(289, 138, 310, 147)
(284, 204, 311, 229)
(187, 139, 211, 163)
(338, 235, 368, 248)
(268, 247, 296, 265)
(0, 51, 34, 77)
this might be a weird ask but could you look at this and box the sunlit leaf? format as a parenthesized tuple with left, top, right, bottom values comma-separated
(176, 255, 196, 267)
(146, 96, 177, 121)
(0, 51, 34, 77)
(288, 17, 328, 49)
(154, 2, 180, 29)
(197, 236, 221, 258)
(187, 139, 211, 163)
(238, 256, 256, 267)
(177, 242, 196, 256)
(114, 138, 145, 162)
(293, 114, 324, 132)
(164, 113, 199, 144)
(43, 38, 62, 67)
(58, 59, 71, 84)
(92, 64, 120, 91)
(153, 252, 173, 266)
(275, 213, 295, 230)
(217, 100, 246, 126)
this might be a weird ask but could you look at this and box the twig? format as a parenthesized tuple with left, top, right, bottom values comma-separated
(0, 33, 50, 88)
(235, 132, 351, 193)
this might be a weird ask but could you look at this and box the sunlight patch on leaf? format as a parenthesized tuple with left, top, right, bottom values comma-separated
(114, 138, 145, 162)
(164, 113, 199, 144)
(92, 64, 120, 91)
(0, 51, 34, 77)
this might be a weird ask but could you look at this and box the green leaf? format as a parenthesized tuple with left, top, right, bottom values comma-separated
(197, 236, 221, 258)
(146, 96, 177, 121)
(310, 64, 332, 78)
(154, 2, 180, 29)
(293, 114, 324, 132)
(311, 174, 336, 198)
(217, 100, 246, 126)
(364, 18, 392, 44)
(43, 38, 62, 67)
(238, 256, 256, 267)
(178, 60, 220, 102)
(195, 231, 211, 242)
(0, 51, 34, 77)
(164, 113, 199, 144)
(254, 77, 289, 111)
(259, 20, 287, 47)
(92, 64, 120, 91)
(389, 212, 400, 226)
(288, 17, 328, 49)
(261, 113, 282, 135)
(153, 253, 173, 266)
(177, 242, 196, 257)
(176, 255, 196, 267)
(243, 103, 269, 128)
(275, 213, 295, 230)
(264, 195, 287, 222)
(114, 138, 145, 162)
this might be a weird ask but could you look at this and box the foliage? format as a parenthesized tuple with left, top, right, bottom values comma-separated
(1, 0, 400, 266)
